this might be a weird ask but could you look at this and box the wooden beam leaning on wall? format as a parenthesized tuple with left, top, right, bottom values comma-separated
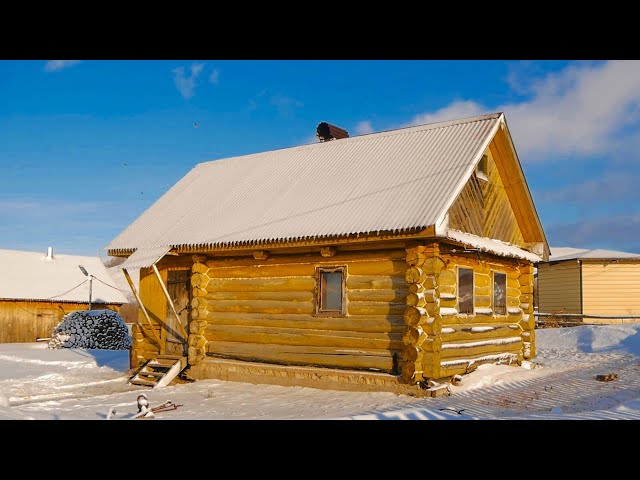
(151, 264, 189, 340)
(123, 267, 162, 353)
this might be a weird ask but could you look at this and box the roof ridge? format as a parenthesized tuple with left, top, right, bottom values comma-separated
(196, 112, 503, 169)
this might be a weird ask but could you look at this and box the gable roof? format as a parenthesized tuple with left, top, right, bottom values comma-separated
(107, 112, 544, 259)
(546, 246, 640, 262)
(0, 249, 128, 304)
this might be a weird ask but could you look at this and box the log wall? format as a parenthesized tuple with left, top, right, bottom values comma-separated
(401, 243, 534, 382)
(189, 249, 407, 372)
(0, 300, 120, 343)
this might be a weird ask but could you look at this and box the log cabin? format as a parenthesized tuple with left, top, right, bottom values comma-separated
(537, 247, 640, 323)
(107, 113, 549, 388)
(0, 248, 127, 343)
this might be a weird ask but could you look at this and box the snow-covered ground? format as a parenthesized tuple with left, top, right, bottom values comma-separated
(1, 323, 640, 420)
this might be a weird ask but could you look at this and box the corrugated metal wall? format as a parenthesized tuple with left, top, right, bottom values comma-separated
(582, 262, 640, 316)
(537, 262, 581, 314)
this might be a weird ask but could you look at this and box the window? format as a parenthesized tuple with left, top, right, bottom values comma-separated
(493, 272, 507, 315)
(316, 267, 345, 315)
(458, 267, 474, 314)
(476, 154, 488, 181)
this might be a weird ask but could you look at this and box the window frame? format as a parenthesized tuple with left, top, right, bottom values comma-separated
(492, 271, 507, 315)
(315, 266, 347, 317)
(457, 266, 475, 315)
(476, 154, 489, 182)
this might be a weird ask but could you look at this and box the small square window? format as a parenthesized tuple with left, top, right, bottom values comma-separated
(476, 154, 489, 181)
(493, 272, 507, 315)
(316, 267, 345, 315)
(458, 267, 474, 315)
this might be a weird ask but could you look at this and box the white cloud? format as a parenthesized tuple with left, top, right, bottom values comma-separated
(546, 214, 640, 253)
(44, 60, 81, 72)
(536, 172, 640, 204)
(270, 95, 303, 116)
(209, 69, 220, 85)
(172, 63, 205, 99)
(408, 61, 640, 162)
(354, 120, 374, 135)
(409, 100, 486, 127)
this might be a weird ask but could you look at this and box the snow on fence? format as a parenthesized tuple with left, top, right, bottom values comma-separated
(48, 310, 132, 350)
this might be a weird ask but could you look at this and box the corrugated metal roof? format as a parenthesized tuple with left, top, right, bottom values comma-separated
(106, 113, 503, 251)
(547, 246, 640, 262)
(118, 246, 171, 269)
(0, 249, 128, 304)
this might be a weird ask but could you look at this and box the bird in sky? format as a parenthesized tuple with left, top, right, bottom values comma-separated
(193, 122, 199, 129)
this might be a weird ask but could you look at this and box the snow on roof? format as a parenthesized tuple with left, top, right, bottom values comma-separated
(107, 265, 139, 301)
(547, 246, 640, 262)
(107, 113, 506, 251)
(444, 229, 542, 262)
(0, 248, 128, 304)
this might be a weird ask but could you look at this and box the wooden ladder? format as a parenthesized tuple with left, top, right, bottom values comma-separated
(129, 355, 187, 389)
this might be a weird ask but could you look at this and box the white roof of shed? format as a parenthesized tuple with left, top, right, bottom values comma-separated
(547, 246, 640, 262)
(107, 113, 504, 251)
(0, 249, 128, 304)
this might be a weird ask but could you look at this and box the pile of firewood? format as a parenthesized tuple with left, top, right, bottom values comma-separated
(48, 310, 132, 350)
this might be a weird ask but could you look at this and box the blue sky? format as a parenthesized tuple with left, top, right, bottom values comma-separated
(1, 59, 639, 257)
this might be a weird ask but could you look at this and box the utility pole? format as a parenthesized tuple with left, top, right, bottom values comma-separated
(78, 265, 94, 310)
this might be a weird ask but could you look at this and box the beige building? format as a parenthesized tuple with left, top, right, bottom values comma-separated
(537, 247, 640, 322)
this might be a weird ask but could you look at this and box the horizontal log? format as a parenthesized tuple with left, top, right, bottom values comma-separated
(507, 270, 521, 279)
(192, 262, 208, 274)
(474, 274, 490, 287)
(205, 249, 406, 269)
(519, 264, 534, 274)
(406, 289, 437, 307)
(347, 260, 407, 276)
(475, 295, 491, 308)
(474, 286, 491, 296)
(441, 324, 522, 342)
(519, 314, 534, 331)
(405, 266, 426, 284)
(519, 284, 533, 294)
(402, 360, 421, 382)
(439, 298, 457, 309)
(205, 325, 403, 350)
(205, 312, 405, 333)
(347, 289, 407, 303)
(440, 338, 523, 359)
(346, 275, 407, 290)
(507, 277, 520, 289)
(206, 263, 314, 278)
(404, 306, 428, 326)
(206, 277, 315, 292)
(438, 284, 456, 296)
(206, 299, 315, 315)
(518, 274, 532, 285)
(438, 269, 456, 286)
(205, 290, 314, 302)
(421, 354, 438, 378)
(438, 352, 521, 378)
(405, 251, 429, 267)
(348, 301, 406, 316)
(519, 293, 533, 304)
(207, 341, 395, 372)
(506, 287, 521, 299)
(421, 258, 445, 275)
(421, 316, 442, 336)
(507, 297, 521, 307)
